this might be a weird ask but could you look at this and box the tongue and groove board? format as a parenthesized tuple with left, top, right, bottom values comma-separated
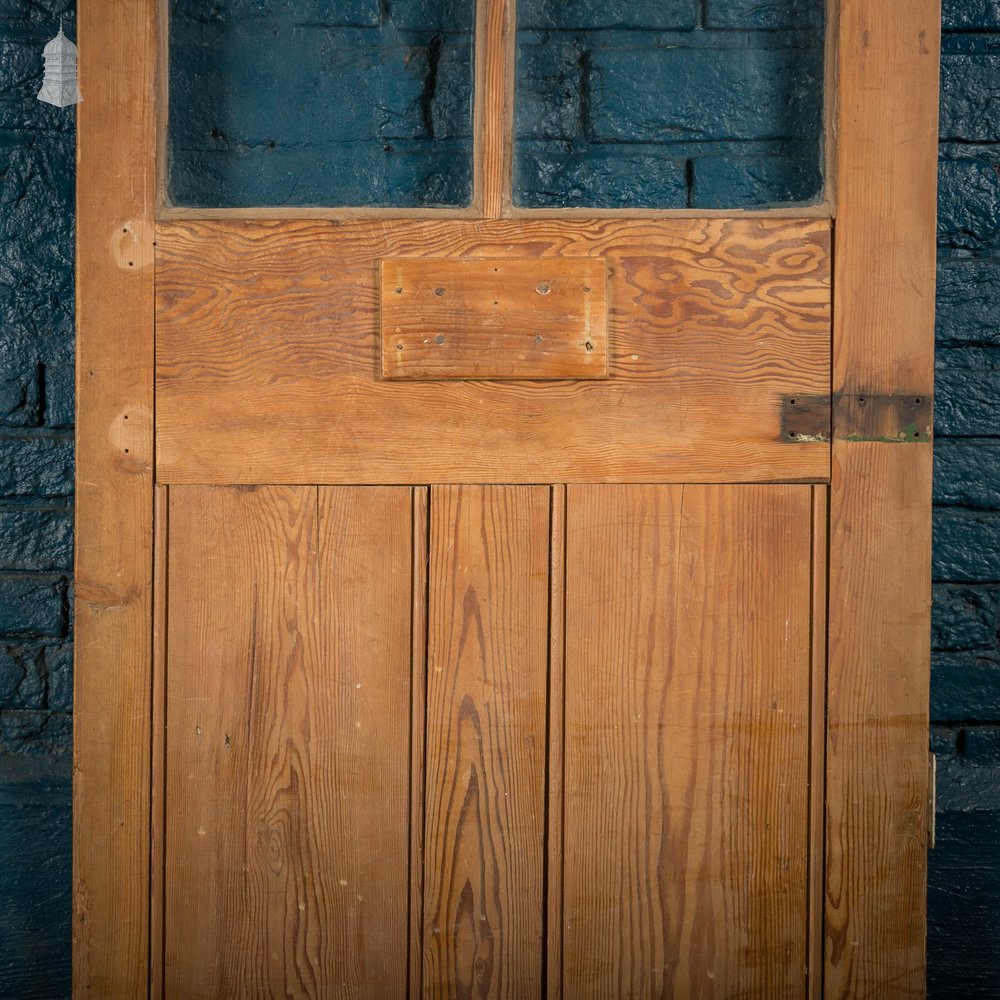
(163, 486, 416, 998)
(161, 482, 815, 998)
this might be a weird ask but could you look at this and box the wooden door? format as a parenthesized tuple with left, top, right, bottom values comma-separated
(73, 2, 939, 998)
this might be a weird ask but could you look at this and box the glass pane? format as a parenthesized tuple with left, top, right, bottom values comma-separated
(513, 0, 824, 209)
(168, 0, 476, 208)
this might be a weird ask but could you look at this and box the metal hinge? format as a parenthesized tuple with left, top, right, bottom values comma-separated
(780, 393, 934, 443)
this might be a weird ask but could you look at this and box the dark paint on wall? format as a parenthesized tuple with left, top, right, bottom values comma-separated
(2, 1, 1000, 996)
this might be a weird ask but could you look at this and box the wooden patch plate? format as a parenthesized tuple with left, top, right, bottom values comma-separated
(380, 257, 608, 380)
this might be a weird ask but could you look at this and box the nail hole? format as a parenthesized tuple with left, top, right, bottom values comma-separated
(396, 343, 404, 351)
(789, 398, 797, 405)
(535, 335, 543, 343)
(585, 341, 594, 352)
(124, 448, 130, 453)
(915, 397, 922, 404)
(914, 431, 921, 438)
(582, 285, 592, 293)
(434, 287, 445, 296)
(858, 396, 866, 405)
(394, 287, 403, 294)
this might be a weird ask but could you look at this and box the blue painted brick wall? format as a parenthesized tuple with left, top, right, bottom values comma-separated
(3, 2, 1000, 997)
(0, 0, 75, 996)
(930, 6, 1000, 995)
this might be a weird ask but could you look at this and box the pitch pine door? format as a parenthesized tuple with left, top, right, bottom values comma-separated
(74, 1, 939, 997)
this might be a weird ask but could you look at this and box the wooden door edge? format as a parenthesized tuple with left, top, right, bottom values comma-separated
(74, 0, 157, 996)
(825, 0, 939, 994)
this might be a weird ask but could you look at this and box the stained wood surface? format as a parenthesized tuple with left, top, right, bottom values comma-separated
(561, 484, 812, 998)
(164, 486, 414, 998)
(825, 446, 933, 999)
(479, 0, 514, 217)
(155, 217, 831, 484)
(423, 486, 549, 998)
(826, 0, 939, 994)
(74, 0, 156, 996)
(380, 257, 608, 380)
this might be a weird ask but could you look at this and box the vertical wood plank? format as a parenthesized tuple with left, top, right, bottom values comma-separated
(165, 486, 413, 998)
(562, 484, 813, 999)
(478, 0, 514, 217)
(150, 486, 168, 1000)
(74, 0, 156, 995)
(546, 485, 566, 1000)
(409, 487, 429, 1000)
(828, 0, 939, 994)
(423, 485, 549, 998)
(808, 485, 828, 1000)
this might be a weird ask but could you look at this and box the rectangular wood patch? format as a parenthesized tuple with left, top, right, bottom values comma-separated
(380, 257, 608, 380)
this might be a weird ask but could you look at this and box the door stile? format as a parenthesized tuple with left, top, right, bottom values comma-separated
(825, 0, 939, 995)
(477, 0, 515, 219)
(75, 0, 157, 995)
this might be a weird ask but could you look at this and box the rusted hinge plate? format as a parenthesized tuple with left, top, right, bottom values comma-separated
(781, 394, 933, 443)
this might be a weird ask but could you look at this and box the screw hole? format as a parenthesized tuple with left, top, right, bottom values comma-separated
(585, 341, 594, 352)
(395, 287, 403, 294)
(396, 343, 404, 351)
(858, 396, 866, 405)
(789, 398, 797, 405)
(915, 397, 922, 404)
(537, 282, 550, 295)
(914, 431, 921, 438)
(787, 431, 796, 439)
(435, 334, 445, 344)
(434, 287, 445, 296)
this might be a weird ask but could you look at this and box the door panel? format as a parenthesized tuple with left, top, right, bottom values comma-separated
(423, 486, 550, 997)
(154, 217, 831, 485)
(561, 485, 812, 998)
(164, 486, 415, 998)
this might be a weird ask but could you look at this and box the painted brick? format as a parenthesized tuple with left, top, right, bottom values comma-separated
(45, 644, 70, 713)
(391, 0, 476, 31)
(515, 42, 582, 142)
(0, 576, 65, 638)
(0, 755, 71, 998)
(943, 0, 1000, 31)
(941, 49, 1000, 142)
(704, 0, 823, 29)
(0, 38, 75, 133)
(935, 347, 1000, 435)
(691, 148, 822, 207)
(934, 439, 1000, 510)
(0, 362, 40, 427)
(0, 434, 72, 498)
(43, 362, 73, 428)
(588, 38, 824, 144)
(169, 0, 380, 26)
(0, 710, 70, 755)
(932, 584, 1000, 652)
(934, 508, 1000, 582)
(168, 18, 474, 207)
(0, 507, 73, 571)
(936, 258, 1000, 346)
(933, 652, 1000, 721)
(514, 141, 687, 209)
(517, 0, 697, 31)
(937, 152, 1000, 251)
(0, 131, 75, 341)
(0, 646, 45, 710)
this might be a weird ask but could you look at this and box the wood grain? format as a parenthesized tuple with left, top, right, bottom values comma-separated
(423, 486, 549, 998)
(826, 0, 939, 994)
(380, 257, 608, 380)
(825, 446, 933, 999)
(74, 0, 156, 995)
(561, 484, 812, 998)
(164, 486, 413, 998)
(478, 0, 514, 218)
(155, 217, 831, 484)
